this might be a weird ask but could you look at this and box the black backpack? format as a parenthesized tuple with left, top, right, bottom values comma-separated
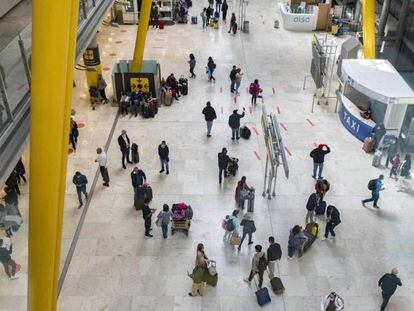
(368, 179, 377, 190)
(258, 255, 267, 273)
(240, 126, 251, 139)
(226, 218, 235, 231)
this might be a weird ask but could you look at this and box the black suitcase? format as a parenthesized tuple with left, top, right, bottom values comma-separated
(315, 200, 326, 215)
(144, 184, 153, 202)
(134, 195, 144, 210)
(179, 78, 188, 95)
(131, 143, 139, 163)
(240, 126, 251, 139)
(270, 277, 285, 294)
(303, 230, 316, 252)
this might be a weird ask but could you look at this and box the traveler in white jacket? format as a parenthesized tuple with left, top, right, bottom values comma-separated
(321, 292, 344, 311)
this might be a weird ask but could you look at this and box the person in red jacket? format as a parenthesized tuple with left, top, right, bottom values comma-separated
(249, 79, 261, 105)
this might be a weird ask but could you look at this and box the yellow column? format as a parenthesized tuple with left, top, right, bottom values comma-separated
(29, 0, 78, 310)
(52, 0, 80, 304)
(362, 0, 376, 59)
(132, 0, 152, 72)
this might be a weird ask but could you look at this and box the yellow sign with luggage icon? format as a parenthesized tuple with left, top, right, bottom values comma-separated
(130, 77, 149, 93)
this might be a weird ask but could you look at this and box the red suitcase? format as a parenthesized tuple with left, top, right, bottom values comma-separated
(158, 21, 164, 29)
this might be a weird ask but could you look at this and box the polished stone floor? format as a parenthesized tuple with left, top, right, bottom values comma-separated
(1, 0, 414, 310)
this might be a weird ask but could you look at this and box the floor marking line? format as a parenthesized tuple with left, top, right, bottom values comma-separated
(252, 127, 259, 135)
(272, 87, 275, 94)
(220, 86, 223, 93)
(253, 150, 261, 160)
(306, 118, 314, 126)
(284, 146, 292, 156)
(221, 107, 224, 114)
(233, 96, 237, 104)
(261, 97, 264, 104)
(277, 107, 281, 114)
(249, 107, 252, 114)
(280, 122, 287, 131)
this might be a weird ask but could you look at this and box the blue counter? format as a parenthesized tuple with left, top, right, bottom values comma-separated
(338, 93, 375, 142)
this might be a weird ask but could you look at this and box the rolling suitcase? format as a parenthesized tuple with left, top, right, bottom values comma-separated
(315, 200, 326, 216)
(247, 190, 255, 212)
(214, 22, 219, 29)
(363, 137, 374, 153)
(144, 184, 153, 202)
(158, 21, 164, 29)
(164, 90, 172, 106)
(131, 143, 139, 163)
(255, 287, 271, 306)
(372, 149, 382, 167)
(191, 16, 197, 24)
(302, 230, 316, 252)
(270, 276, 285, 295)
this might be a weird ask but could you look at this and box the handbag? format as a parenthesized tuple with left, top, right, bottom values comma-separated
(208, 260, 217, 276)
(155, 213, 162, 227)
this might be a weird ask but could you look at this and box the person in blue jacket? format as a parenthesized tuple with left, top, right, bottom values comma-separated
(362, 174, 384, 208)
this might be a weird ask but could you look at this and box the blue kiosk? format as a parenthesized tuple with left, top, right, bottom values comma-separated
(337, 59, 414, 147)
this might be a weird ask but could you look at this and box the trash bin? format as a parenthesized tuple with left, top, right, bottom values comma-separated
(243, 20, 249, 33)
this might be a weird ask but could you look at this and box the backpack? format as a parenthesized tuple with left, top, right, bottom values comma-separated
(258, 255, 267, 273)
(249, 83, 255, 95)
(368, 179, 377, 190)
(226, 218, 235, 231)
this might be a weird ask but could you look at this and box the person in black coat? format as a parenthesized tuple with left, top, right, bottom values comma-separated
(72, 171, 88, 208)
(228, 108, 245, 140)
(305, 192, 321, 224)
(229, 65, 237, 93)
(202, 101, 217, 137)
(321, 205, 341, 240)
(228, 13, 236, 33)
(158, 141, 170, 175)
(166, 73, 180, 99)
(378, 268, 402, 311)
(131, 166, 147, 190)
(5, 171, 20, 195)
(142, 198, 155, 237)
(3, 186, 18, 207)
(69, 117, 79, 151)
(221, 0, 228, 20)
(372, 122, 386, 150)
(218, 147, 231, 184)
(396, 154, 411, 192)
(118, 130, 133, 169)
(15, 158, 26, 184)
(310, 144, 331, 179)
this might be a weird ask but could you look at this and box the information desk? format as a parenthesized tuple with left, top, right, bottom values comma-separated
(279, 3, 318, 31)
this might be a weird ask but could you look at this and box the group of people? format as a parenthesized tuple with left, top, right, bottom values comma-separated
(200, 0, 230, 29)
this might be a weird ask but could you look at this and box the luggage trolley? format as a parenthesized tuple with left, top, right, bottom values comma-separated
(171, 203, 193, 236)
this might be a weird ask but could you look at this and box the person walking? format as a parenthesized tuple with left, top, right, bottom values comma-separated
(235, 176, 253, 208)
(228, 108, 245, 140)
(142, 198, 155, 237)
(321, 292, 344, 310)
(188, 243, 210, 296)
(378, 268, 402, 311)
(72, 171, 88, 209)
(228, 13, 236, 33)
(118, 130, 133, 169)
(0, 239, 20, 280)
(223, 214, 236, 242)
(310, 144, 331, 179)
(267, 236, 282, 276)
(95, 147, 110, 186)
(131, 166, 146, 190)
(221, 0, 228, 20)
(215, 0, 222, 12)
(384, 140, 398, 168)
(229, 65, 237, 93)
(206, 57, 216, 82)
(157, 204, 173, 239)
(202, 101, 217, 137)
(249, 79, 261, 105)
(238, 214, 256, 251)
(151, 2, 159, 28)
(188, 54, 196, 78)
(396, 154, 411, 192)
(305, 192, 321, 224)
(69, 117, 79, 152)
(218, 147, 231, 184)
(235, 68, 243, 95)
(362, 174, 384, 208)
(389, 154, 400, 179)
(200, 8, 207, 29)
(321, 205, 341, 241)
(158, 141, 170, 175)
(97, 75, 108, 103)
(15, 158, 26, 184)
(243, 245, 266, 288)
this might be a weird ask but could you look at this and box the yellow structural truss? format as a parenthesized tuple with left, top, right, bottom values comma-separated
(132, 0, 153, 72)
(362, 0, 376, 59)
(29, 0, 79, 310)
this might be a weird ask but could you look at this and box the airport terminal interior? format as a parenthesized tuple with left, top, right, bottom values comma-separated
(1, 0, 414, 310)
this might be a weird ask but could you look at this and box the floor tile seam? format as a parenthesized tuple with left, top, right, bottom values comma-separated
(57, 109, 121, 296)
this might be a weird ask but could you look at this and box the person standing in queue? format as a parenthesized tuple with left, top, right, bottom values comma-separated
(118, 130, 133, 169)
(69, 117, 79, 152)
(142, 198, 155, 237)
(97, 75, 108, 103)
(321, 205, 341, 241)
(221, 0, 228, 20)
(228, 108, 245, 140)
(72, 171, 88, 209)
(228, 13, 236, 34)
(378, 268, 402, 311)
(5, 170, 20, 195)
(218, 147, 231, 184)
(362, 174, 384, 208)
(238, 214, 256, 251)
(396, 154, 411, 192)
(229, 65, 237, 93)
(158, 141, 170, 175)
(206, 57, 216, 82)
(267, 236, 282, 276)
(235, 68, 243, 95)
(157, 204, 173, 239)
(202, 101, 217, 137)
(95, 147, 110, 187)
(15, 158, 26, 184)
(310, 144, 331, 180)
(131, 166, 146, 190)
